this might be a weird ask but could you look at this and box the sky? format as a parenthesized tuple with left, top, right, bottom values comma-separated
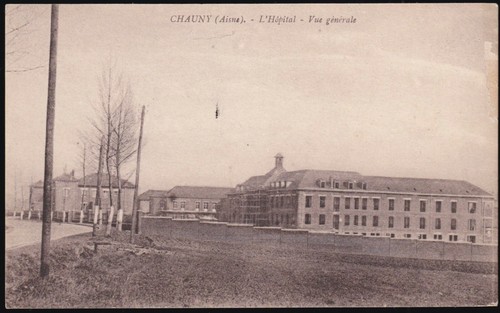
(5, 4, 499, 207)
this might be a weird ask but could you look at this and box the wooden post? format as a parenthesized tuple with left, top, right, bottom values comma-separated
(40, 4, 58, 278)
(130, 106, 145, 243)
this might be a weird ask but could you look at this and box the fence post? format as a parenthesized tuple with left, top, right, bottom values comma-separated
(79, 210, 84, 224)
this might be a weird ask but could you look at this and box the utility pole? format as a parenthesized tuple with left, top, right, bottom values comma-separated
(40, 4, 59, 278)
(93, 136, 105, 236)
(130, 106, 145, 243)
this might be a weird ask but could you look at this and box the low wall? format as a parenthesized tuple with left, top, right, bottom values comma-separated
(140, 216, 497, 263)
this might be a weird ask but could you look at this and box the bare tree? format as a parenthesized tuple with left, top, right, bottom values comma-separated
(5, 4, 47, 73)
(89, 59, 138, 236)
(111, 86, 138, 231)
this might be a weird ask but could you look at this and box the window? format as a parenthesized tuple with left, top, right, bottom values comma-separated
(468, 219, 476, 231)
(160, 200, 166, 210)
(419, 217, 426, 229)
(466, 235, 476, 243)
(305, 196, 312, 208)
(373, 216, 379, 227)
(420, 200, 426, 212)
(354, 198, 359, 210)
(418, 234, 427, 240)
(280, 196, 284, 208)
(180, 201, 186, 210)
(362, 183, 367, 190)
(404, 199, 410, 211)
(203, 202, 209, 210)
(451, 201, 457, 213)
(333, 197, 340, 211)
(404, 234, 412, 239)
(404, 217, 410, 228)
(348, 182, 354, 189)
(335, 182, 340, 188)
(305, 214, 311, 225)
(344, 215, 350, 226)
(345, 197, 351, 210)
(319, 196, 326, 208)
(388, 216, 394, 228)
(451, 218, 457, 230)
(195, 201, 200, 210)
(173, 201, 178, 209)
(319, 214, 326, 225)
(373, 198, 379, 210)
(320, 181, 326, 188)
(333, 215, 339, 229)
(433, 234, 442, 240)
(362, 198, 367, 210)
(449, 234, 458, 242)
(354, 215, 359, 226)
(435, 201, 442, 213)
(389, 199, 395, 211)
(435, 218, 441, 230)
(468, 202, 477, 214)
(361, 215, 367, 226)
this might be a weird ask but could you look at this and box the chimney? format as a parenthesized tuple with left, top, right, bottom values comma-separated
(274, 153, 284, 168)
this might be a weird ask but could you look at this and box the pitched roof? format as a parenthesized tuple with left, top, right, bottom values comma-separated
(53, 173, 79, 182)
(363, 176, 492, 196)
(78, 173, 135, 188)
(167, 186, 234, 199)
(243, 168, 491, 197)
(31, 180, 44, 188)
(138, 189, 169, 201)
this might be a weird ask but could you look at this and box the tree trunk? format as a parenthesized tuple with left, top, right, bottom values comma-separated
(116, 149, 123, 231)
(93, 136, 105, 236)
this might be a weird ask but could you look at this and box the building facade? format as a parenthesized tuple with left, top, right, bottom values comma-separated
(139, 186, 233, 220)
(30, 171, 135, 215)
(218, 154, 497, 244)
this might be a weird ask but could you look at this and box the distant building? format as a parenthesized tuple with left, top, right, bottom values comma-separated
(218, 154, 497, 244)
(29, 171, 135, 215)
(138, 190, 169, 215)
(139, 186, 234, 220)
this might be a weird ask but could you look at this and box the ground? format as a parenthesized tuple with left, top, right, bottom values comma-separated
(4, 220, 498, 308)
(5, 218, 92, 250)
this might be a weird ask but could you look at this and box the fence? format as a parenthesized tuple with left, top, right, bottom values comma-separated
(10, 209, 133, 230)
(141, 216, 498, 263)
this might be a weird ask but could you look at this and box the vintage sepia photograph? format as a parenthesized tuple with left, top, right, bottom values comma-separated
(4, 3, 498, 308)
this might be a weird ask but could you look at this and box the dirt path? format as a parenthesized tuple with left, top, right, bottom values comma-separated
(5, 218, 92, 250)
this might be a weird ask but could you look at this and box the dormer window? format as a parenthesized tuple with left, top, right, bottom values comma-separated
(335, 182, 340, 188)
(362, 183, 367, 190)
(348, 182, 354, 189)
(320, 181, 326, 188)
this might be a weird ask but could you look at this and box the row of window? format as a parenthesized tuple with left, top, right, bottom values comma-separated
(304, 213, 478, 231)
(304, 195, 479, 214)
(342, 232, 472, 242)
(172, 200, 216, 211)
(316, 180, 368, 190)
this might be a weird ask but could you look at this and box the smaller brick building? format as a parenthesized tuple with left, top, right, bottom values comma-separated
(139, 186, 233, 219)
(29, 171, 135, 216)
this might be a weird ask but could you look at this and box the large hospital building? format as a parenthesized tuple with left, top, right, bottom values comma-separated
(218, 154, 497, 244)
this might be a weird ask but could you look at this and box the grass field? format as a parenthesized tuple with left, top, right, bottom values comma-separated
(5, 230, 498, 308)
